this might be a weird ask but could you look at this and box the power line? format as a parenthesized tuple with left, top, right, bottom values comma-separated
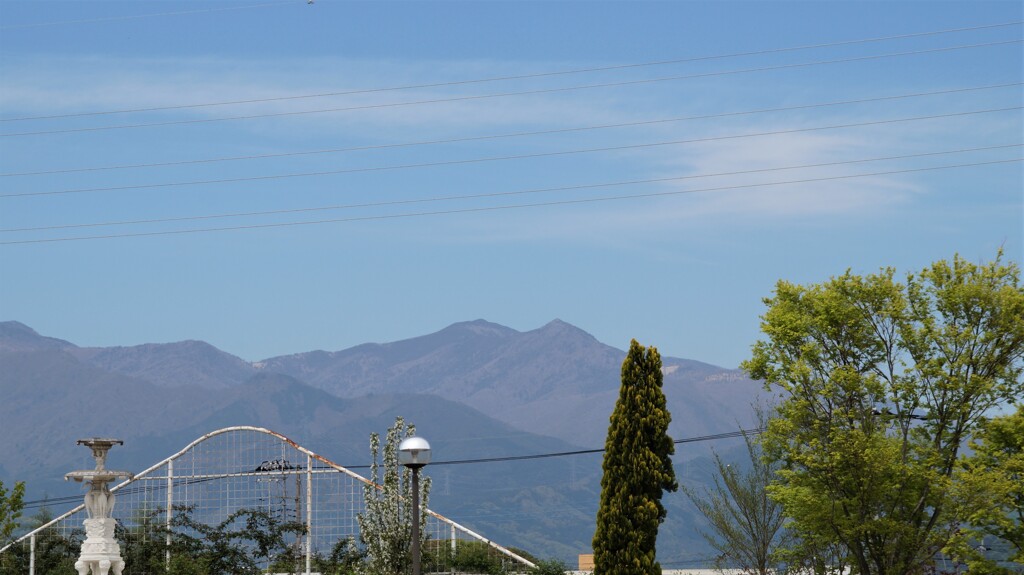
(3, 82, 1017, 178)
(2, 39, 1019, 138)
(2, 20, 1019, 121)
(431, 429, 765, 466)
(4, 158, 1018, 245)
(4, 144, 1016, 234)
(20, 494, 87, 511)
(5, 106, 1016, 199)
(0, 1, 297, 30)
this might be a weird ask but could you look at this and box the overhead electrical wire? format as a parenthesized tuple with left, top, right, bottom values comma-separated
(2, 82, 1017, 178)
(3, 144, 1017, 234)
(2, 39, 1020, 138)
(2, 20, 1019, 121)
(4, 158, 1019, 245)
(4, 106, 1017, 199)
(438, 428, 764, 466)
(20, 494, 96, 511)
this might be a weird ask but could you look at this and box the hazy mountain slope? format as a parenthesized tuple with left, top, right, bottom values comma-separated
(0, 349, 229, 495)
(72, 340, 256, 389)
(256, 320, 527, 392)
(0, 321, 255, 390)
(259, 319, 764, 446)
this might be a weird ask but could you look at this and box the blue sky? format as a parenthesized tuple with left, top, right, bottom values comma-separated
(0, 0, 1021, 369)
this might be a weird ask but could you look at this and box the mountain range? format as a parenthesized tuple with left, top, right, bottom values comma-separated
(0, 319, 766, 564)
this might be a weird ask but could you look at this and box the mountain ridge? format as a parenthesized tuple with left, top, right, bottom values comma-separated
(0, 319, 762, 447)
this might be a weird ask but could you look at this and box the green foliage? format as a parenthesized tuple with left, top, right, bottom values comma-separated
(451, 540, 512, 575)
(528, 558, 570, 575)
(743, 254, 1024, 575)
(119, 505, 307, 575)
(0, 481, 25, 543)
(593, 340, 678, 575)
(422, 540, 535, 574)
(168, 506, 306, 575)
(683, 406, 791, 575)
(505, 546, 539, 565)
(951, 405, 1024, 573)
(166, 553, 207, 575)
(0, 508, 80, 575)
(269, 547, 307, 574)
(311, 537, 366, 575)
(454, 540, 501, 574)
(0, 504, 320, 575)
(117, 507, 173, 575)
(358, 416, 432, 575)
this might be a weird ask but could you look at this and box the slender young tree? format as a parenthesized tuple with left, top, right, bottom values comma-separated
(683, 406, 791, 575)
(358, 417, 431, 575)
(593, 340, 678, 575)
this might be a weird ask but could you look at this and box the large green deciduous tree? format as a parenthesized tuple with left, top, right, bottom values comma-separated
(593, 340, 677, 575)
(743, 254, 1024, 575)
(358, 416, 431, 575)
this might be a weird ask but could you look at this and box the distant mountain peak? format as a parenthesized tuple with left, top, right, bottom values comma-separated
(0, 320, 37, 335)
(534, 318, 598, 341)
(0, 320, 76, 352)
(444, 319, 518, 336)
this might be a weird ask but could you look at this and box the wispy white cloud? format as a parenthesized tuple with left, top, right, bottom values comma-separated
(0, 54, 634, 131)
(2, 53, 1017, 244)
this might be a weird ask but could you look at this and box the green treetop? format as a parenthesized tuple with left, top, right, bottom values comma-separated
(743, 254, 1024, 575)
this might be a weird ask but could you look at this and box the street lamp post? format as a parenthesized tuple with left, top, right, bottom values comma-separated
(398, 436, 431, 575)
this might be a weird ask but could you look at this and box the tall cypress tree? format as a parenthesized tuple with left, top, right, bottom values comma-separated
(593, 340, 678, 575)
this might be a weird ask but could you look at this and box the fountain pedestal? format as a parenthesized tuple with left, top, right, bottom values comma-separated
(77, 518, 122, 575)
(65, 439, 133, 575)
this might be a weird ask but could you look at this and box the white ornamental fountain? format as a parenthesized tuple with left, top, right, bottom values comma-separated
(65, 438, 133, 575)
